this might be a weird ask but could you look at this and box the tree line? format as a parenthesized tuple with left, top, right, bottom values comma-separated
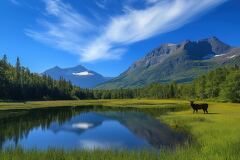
(0, 55, 239, 102)
(0, 55, 75, 100)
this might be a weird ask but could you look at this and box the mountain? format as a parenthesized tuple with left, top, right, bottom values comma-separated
(96, 37, 240, 89)
(43, 65, 112, 88)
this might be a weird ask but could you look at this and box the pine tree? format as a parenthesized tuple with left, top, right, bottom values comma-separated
(16, 57, 21, 83)
(3, 54, 7, 64)
(221, 71, 240, 102)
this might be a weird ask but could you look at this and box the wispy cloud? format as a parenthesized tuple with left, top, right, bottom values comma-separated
(95, 0, 106, 9)
(26, 0, 96, 57)
(26, 0, 227, 62)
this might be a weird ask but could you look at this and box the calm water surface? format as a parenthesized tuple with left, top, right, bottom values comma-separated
(0, 106, 186, 150)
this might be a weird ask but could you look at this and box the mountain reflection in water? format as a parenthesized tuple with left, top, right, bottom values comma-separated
(0, 106, 187, 150)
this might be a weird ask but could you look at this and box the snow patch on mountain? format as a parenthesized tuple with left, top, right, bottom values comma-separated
(214, 54, 226, 57)
(167, 43, 176, 47)
(227, 55, 236, 59)
(73, 71, 94, 76)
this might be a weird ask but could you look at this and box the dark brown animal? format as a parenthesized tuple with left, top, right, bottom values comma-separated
(190, 101, 208, 114)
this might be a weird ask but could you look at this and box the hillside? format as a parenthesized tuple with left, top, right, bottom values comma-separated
(96, 37, 240, 89)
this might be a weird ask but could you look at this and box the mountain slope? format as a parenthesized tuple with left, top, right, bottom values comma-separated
(96, 37, 240, 89)
(43, 65, 112, 88)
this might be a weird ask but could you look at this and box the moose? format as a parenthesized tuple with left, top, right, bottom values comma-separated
(190, 101, 208, 114)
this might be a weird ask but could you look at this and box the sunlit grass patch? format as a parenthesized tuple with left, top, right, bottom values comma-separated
(159, 102, 240, 160)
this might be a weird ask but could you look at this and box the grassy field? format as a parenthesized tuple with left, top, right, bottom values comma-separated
(158, 102, 240, 160)
(0, 99, 188, 110)
(0, 99, 239, 160)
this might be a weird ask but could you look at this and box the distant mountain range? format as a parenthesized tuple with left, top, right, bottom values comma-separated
(96, 37, 240, 89)
(43, 65, 112, 88)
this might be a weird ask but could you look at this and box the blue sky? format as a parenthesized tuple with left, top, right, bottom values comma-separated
(0, 0, 239, 77)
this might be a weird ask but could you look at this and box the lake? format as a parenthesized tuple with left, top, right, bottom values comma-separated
(0, 106, 187, 150)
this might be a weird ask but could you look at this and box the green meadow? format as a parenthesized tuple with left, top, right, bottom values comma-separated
(0, 99, 239, 160)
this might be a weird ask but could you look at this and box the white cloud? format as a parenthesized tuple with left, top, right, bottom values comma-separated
(26, 0, 227, 62)
(26, 0, 97, 57)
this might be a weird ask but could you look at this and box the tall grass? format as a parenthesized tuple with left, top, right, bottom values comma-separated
(0, 148, 160, 160)
(159, 102, 240, 160)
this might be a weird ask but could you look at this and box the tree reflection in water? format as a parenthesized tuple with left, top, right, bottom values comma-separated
(0, 105, 188, 150)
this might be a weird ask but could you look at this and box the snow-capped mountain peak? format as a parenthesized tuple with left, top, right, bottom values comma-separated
(43, 65, 113, 88)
